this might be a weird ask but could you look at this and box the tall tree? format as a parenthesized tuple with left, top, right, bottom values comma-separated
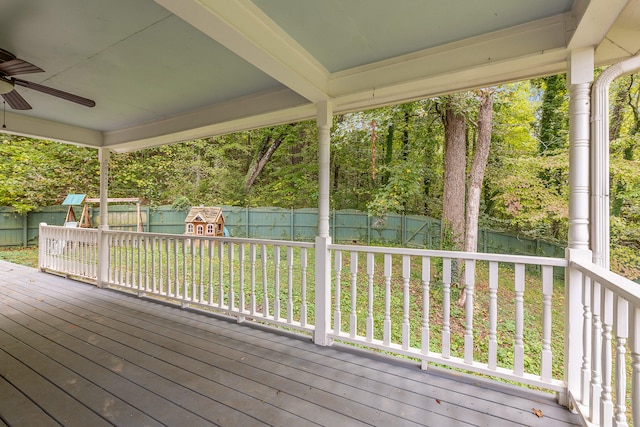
(458, 89, 495, 305)
(465, 90, 495, 253)
(440, 96, 467, 252)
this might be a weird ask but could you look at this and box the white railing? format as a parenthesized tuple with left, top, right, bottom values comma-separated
(39, 224, 98, 281)
(327, 243, 568, 393)
(47, 224, 640, 418)
(104, 229, 315, 333)
(570, 259, 639, 427)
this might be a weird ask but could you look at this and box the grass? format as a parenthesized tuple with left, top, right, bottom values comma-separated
(0, 246, 39, 268)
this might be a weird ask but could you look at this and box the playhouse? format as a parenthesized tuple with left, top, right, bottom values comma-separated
(184, 206, 226, 237)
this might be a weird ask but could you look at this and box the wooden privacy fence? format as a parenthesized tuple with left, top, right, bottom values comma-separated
(0, 205, 563, 258)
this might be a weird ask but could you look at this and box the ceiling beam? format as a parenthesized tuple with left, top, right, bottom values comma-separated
(103, 87, 314, 152)
(567, 0, 629, 49)
(329, 14, 570, 100)
(333, 49, 569, 114)
(1, 112, 103, 147)
(155, 0, 330, 103)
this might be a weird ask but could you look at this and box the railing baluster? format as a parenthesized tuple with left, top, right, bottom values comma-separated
(144, 236, 150, 292)
(218, 240, 224, 307)
(541, 265, 553, 382)
(118, 234, 123, 285)
(600, 288, 614, 426)
(172, 238, 179, 297)
(274, 246, 281, 321)
(199, 240, 204, 302)
(164, 238, 170, 296)
(421, 256, 430, 359)
(442, 258, 451, 359)
(614, 297, 628, 427)
(488, 261, 498, 370)
(262, 244, 269, 318)
(350, 252, 358, 339)
(137, 235, 142, 292)
(238, 243, 245, 313)
(287, 246, 294, 323)
(464, 259, 475, 364)
(227, 242, 234, 311)
(250, 243, 256, 315)
(591, 281, 603, 423)
(581, 274, 592, 406)
(514, 263, 525, 376)
(631, 304, 640, 425)
(182, 239, 188, 301)
(207, 239, 214, 305)
(150, 237, 156, 293)
(383, 253, 392, 346)
(402, 255, 410, 350)
(126, 236, 131, 287)
(333, 250, 342, 334)
(190, 240, 195, 301)
(366, 252, 375, 343)
(300, 248, 308, 327)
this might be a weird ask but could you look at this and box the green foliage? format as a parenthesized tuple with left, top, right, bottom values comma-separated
(4, 72, 640, 279)
(0, 134, 99, 213)
(533, 75, 568, 154)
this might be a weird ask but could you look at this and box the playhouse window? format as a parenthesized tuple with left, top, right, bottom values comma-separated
(196, 225, 204, 235)
(187, 224, 194, 233)
(207, 224, 214, 234)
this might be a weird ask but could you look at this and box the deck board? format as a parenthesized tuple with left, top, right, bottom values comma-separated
(0, 260, 582, 427)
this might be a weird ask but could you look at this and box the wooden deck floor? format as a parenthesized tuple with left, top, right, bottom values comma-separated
(0, 260, 582, 427)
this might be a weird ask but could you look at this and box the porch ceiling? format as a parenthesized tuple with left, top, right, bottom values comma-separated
(1, 0, 638, 152)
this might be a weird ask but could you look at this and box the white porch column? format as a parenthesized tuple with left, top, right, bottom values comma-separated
(314, 100, 333, 346)
(97, 147, 110, 288)
(564, 47, 594, 408)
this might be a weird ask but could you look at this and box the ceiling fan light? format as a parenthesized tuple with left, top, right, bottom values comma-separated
(0, 78, 13, 94)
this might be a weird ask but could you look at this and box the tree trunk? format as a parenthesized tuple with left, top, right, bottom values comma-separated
(459, 90, 494, 306)
(244, 131, 286, 192)
(610, 77, 631, 141)
(441, 101, 467, 252)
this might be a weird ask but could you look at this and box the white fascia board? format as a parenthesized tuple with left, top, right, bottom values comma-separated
(155, 0, 330, 103)
(103, 89, 316, 152)
(333, 49, 569, 114)
(567, 0, 629, 50)
(329, 14, 570, 102)
(0, 112, 103, 147)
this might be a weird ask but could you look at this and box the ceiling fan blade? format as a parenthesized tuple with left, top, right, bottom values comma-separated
(0, 59, 44, 76)
(13, 78, 95, 107)
(1, 90, 32, 110)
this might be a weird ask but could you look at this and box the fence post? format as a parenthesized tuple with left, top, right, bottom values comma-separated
(245, 207, 249, 237)
(22, 213, 28, 247)
(145, 205, 150, 232)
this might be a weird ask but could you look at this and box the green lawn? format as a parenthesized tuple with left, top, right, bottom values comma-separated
(0, 246, 39, 268)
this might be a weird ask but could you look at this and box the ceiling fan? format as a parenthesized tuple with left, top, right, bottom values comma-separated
(0, 48, 95, 110)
